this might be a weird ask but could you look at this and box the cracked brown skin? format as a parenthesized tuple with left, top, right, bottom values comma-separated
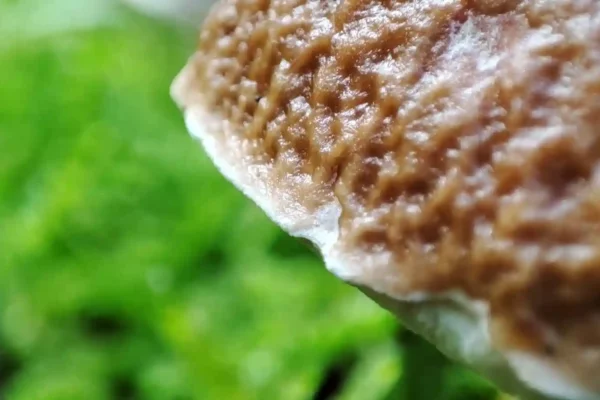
(186, 0, 600, 392)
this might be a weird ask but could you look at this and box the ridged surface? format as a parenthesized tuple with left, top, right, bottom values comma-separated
(188, 0, 600, 391)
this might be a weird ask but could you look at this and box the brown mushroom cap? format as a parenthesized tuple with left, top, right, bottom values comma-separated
(172, 0, 600, 398)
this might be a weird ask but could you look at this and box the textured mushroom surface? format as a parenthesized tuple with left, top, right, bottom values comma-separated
(172, 0, 600, 398)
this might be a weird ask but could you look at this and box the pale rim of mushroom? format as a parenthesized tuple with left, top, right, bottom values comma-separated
(171, 58, 599, 400)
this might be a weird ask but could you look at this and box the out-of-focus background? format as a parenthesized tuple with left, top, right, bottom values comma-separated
(0, 0, 507, 399)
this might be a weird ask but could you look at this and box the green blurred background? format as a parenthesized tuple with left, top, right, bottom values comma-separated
(0, 1, 508, 399)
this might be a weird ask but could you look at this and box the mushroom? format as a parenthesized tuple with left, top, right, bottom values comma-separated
(171, 0, 600, 399)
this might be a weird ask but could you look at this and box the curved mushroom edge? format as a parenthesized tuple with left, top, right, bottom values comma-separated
(171, 57, 600, 400)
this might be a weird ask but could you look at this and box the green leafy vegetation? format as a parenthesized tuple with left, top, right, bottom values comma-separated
(0, 1, 506, 398)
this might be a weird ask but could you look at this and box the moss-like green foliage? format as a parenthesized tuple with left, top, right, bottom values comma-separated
(0, 1, 503, 399)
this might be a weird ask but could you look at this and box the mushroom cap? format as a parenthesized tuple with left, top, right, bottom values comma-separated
(172, 0, 600, 399)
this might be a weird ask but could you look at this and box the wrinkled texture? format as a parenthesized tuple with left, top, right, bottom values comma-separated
(186, 0, 600, 392)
